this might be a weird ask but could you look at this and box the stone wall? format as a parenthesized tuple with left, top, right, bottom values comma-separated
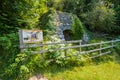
(55, 12, 72, 40)
(41, 10, 89, 42)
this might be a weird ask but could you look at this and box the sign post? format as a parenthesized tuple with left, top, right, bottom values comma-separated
(21, 30, 43, 43)
(19, 29, 43, 60)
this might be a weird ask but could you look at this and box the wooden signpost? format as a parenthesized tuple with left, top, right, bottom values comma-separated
(19, 29, 43, 60)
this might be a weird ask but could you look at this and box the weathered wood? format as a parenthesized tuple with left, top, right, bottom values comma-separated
(43, 40, 82, 45)
(80, 45, 115, 54)
(20, 40, 81, 48)
(88, 51, 111, 59)
(111, 40, 114, 50)
(78, 41, 82, 58)
(99, 41, 102, 54)
(40, 42, 44, 61)
(79, 42, 82, 54)
(36, 44, 115, 54)
(19, 38, 120, 60)
(40, 44, 116, 54)
(20, 39, 120, 49)
(64, 43, 67, 57)
(19, 30, 25, 52)
(41, 45, 81, 53)
(25, 40, 118, 54)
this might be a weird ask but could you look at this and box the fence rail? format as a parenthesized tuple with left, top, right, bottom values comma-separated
(20, 39, 120, 60)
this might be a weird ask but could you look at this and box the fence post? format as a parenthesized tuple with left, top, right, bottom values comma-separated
(78, 40, 82, 58)
(40, 42, 44, 61)
(111, 40, 114, 50)
(112, 40, 114, 47)
(99, 41, 102, 55)
(64, 41, 67, 57)
(19, 30, 25, 52)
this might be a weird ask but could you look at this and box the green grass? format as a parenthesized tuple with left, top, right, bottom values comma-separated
(43, 62, 120, 80)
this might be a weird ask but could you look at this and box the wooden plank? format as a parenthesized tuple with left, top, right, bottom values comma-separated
(64, 44, 67, 57)
(20, 40, 81, 48)
(20, 39, 120, 57)
(114, 39, 120, 42)
(30, 44, 116, 55)
(80, 41, 112, 47)
(40, 45, 116, 54)
(99, 41, 102, 54)
(50, 50, 111, 60)
(81, 40, 120, 47)
(28, 43, 117, 55)
(79, 41, 82, 58)
(41, 45, 81, 53)
(43, 40, 82, 45)
(41, 39, 119, 47)
(40, 42, 44, 61)
(111, 40, 114, 50)
(88, 51, 111, 59)
(20, 39, 120, 48)
(19, 30, 25, 52)
(80, 45, 115, 54)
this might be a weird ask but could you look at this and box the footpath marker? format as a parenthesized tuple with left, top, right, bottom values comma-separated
(19, 29, 43, 60)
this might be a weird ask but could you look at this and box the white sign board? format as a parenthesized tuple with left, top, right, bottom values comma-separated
(20, 30, 43, 43)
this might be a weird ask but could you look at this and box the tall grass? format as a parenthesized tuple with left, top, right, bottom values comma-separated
(44, 61, 120, 80)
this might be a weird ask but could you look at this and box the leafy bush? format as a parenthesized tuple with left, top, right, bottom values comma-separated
(71, 16, 85, 40)
(0, 32, 20, 68)
(44, 43, 68, 66)
(2, 50, 45, 80)
(2, 52, 29, 80)
(38, 9, 56, 38)
(115, 5, 120, 27)
(85, 2, 117, 34)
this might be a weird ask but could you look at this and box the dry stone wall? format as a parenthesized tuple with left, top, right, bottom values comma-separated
(54, 12, 72, 40)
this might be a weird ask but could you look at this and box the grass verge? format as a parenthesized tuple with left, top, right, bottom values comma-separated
(43, 61, 120, 80)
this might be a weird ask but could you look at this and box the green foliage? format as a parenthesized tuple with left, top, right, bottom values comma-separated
(2, 51, 45, 80)
(0, 32, 19, 67)
(47, 0, 64, 11)
(38, 9, 56, 39)
(115, 5, 120, 26)
(71, 16, 84, 40)
(44, 44, 68, 67)
(0, 0, 48, 30)
(0, 1, 48, 78)
(85, 2, 117, 33)
(0, 0, 120, 80)
(62, 0, 98, 19)
(19, 0, 48, 29)
(62, 0, 85, 16)
(2, 52, 29, 80)
(115, 35, 120, 39)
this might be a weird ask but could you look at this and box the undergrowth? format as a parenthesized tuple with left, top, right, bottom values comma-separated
(0, 40, 120, 80)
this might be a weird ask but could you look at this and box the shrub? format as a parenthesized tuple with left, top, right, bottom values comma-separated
(2, 52, 29, 80)
(38, 9, 56, 39)
(2, 50, 45, 80)
(85, 2, 117, 34)
(71, 16, 84, 40)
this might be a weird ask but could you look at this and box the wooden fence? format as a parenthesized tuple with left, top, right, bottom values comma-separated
(20, 39, 120, 60)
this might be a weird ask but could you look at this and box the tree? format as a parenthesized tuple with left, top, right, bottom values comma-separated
(85, 1, 117, 33)
(0, 0, 48, 77)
